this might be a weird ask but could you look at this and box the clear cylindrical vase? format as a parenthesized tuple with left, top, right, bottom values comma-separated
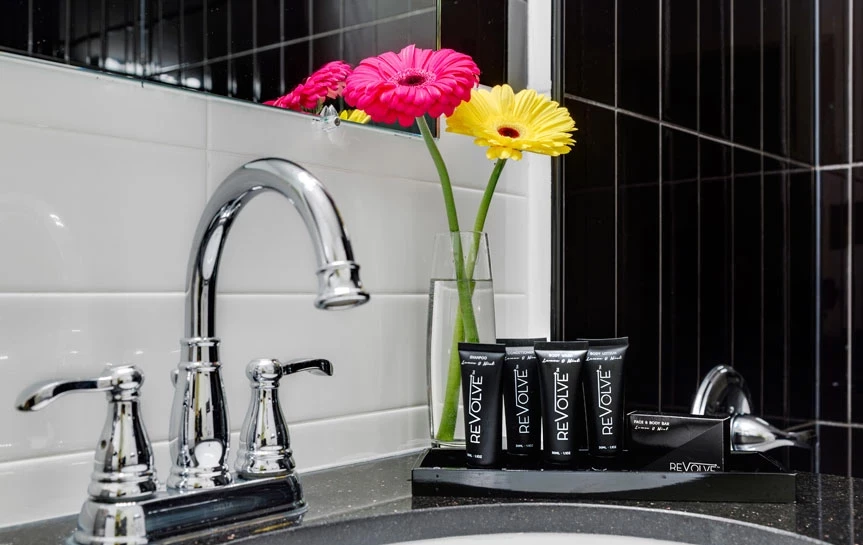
(426, 231, 496, 447)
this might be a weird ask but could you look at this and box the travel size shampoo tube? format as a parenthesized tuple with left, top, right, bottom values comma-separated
(498, 338, 546, 458)
(459, 342, 506, 468)
(535, 341, 588, 465)
(580, 337, 628, 457)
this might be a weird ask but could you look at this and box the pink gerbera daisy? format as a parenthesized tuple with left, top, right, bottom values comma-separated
(343, 45, 480, 127)
(264, 60, 352, 111)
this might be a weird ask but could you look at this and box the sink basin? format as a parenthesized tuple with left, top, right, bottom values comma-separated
(390, 533, 696, 545)
(250, 503, 827, 545)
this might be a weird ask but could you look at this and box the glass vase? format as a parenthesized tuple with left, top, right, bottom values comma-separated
(426, 231, 496, 447)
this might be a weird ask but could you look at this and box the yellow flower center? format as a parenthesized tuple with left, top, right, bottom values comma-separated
(497, 126, 521, 138)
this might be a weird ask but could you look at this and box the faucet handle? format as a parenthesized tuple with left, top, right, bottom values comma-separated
(237, 357, 333, 478)
(16, 365, 157, 501)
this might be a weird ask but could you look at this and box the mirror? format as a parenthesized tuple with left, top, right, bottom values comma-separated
(0, 0, 438, 131)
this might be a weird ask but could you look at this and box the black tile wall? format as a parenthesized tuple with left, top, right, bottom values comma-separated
(618, 0, 659, 117)
(856, 7, 863, 163)
(440, 0, 508, 86)
(819, 0, 849, 165)
(0, 0, 444, 107)
(557, 0, 835, 473)
(564, 0, 615, 105)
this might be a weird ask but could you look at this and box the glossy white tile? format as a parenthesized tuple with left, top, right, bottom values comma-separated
(0, 123, 206, 292)
(0, 54, 207, 149)
(205, 97, 526, 197)
(0, 294, 183, 463)
(207, 152, 529, 295)
(0, 406, 427, 527)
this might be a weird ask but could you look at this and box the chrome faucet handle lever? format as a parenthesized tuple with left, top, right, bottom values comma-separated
(237, 357, 333, 478)
(16, 365, 157, 501)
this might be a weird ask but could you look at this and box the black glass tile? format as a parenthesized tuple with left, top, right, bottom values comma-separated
(31, 0, 66, 59)
(183, 1, 205, 66)
(441, 0, 507, 86)
(733, 147, 762, 178)
(375, 18, 410, 58)
(663, 128, 698, 184)
(856, 5, 863, 162)
(562, 188, 616, 340)
(311, 33, 341, 70)
(206, 58, 228, 95)
(377, 0, 414, 19)
(661, 179, 698, 413)
(700, 0, 731, 140)
(207, 0, 228, 59)
(408, 9, 436, 51)
(563, 0, 614, 105)
(852, 169, 863, 423)
(313, 0, 342, 34)
(283, 41, 311, 93)
(230, 53, 254, 100)
(284, 0, 311, 42)
(819, 0, 848, 165)
(180, 64, 203, 90)
(786, 442, 815, 473)
(732, 173, 762, 410)
(699, 140, 732, 368)
(761, 172, 787, 420)
(762, 0, 786, 158)
(820, 170, 849, 423)
(564, 99, 615, 191)
(732, 0, 761, 149)
(344, 0, 377, 27)
(819, 425, 850, 476)
(699, 136, 731, 180)
(230, 0, 253, 53)
(787, 0, 814, 164)
(69, 0, 93, 65)
(343, 25, 376, 65)
(853, 429, 863, 478)
(618, 114, 659, 186)
(662, 0, 697, 129)
(618, 185, 660, 412)
(763, 156, 794, 174)
(255, 0, 281, 48)
(786, 170, 816, 422)
(0, 0, 28, 52)
(257, 47, 282, 102)
(617, 0, 658, 117)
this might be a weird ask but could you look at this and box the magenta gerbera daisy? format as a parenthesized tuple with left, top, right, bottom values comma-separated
(264, 60, 352, 111)
(343, 45, 480, 127)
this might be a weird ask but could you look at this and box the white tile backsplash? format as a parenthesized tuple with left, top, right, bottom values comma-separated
(0, 52, 547, 527)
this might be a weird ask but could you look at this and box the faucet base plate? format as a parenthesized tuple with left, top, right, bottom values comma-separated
(75, 473, 306, 544)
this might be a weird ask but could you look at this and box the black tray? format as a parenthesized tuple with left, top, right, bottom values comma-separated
(411, 448, 797, 503)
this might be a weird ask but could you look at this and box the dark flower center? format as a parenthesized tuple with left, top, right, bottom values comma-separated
(399, 73, 427, 86)
(498, 126, 520, 138)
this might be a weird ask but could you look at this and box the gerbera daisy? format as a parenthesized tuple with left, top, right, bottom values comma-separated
(339, 109, 372, 124)
(343, 44, 480, 127)
(264, 60, 352, 111)
(445, 84, 576, 160)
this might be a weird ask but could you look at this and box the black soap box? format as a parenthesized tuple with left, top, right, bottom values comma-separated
(627, 412, 731, 472)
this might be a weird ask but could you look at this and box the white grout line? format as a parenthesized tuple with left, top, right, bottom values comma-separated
(696, 0, 703, 381)
(812, 0, 822, 475)
(562, 92, 814, 170)
(846, 0, 854, 432)
(657, 0, 663, 411)
(817, 162, 863, 170)
(614, 0, 619, 337)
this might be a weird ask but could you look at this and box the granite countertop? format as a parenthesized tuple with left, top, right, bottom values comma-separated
(2, 451, 861, 544)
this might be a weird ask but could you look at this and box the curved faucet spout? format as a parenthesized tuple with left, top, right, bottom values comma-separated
(169, 158, 369, 491)
(185, 158, 370, 340)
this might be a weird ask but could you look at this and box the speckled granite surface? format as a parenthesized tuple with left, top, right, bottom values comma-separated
(1, 451, 860, 545)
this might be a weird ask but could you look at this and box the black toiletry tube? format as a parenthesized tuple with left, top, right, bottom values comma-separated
(580, 337, 628, 457)
(498, 338, 546, 457)
(535, 341, 588, 464)
(459, 342, 506, 467)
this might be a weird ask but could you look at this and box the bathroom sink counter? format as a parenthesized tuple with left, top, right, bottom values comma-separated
(1, 451, 859, 545)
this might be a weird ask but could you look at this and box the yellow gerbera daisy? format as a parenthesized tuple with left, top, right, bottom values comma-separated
(339, 108, 372, 124)
(445, 84, 576, 161)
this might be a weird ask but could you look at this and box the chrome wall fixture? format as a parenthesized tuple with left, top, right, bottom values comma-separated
(16, 158, 370, 544)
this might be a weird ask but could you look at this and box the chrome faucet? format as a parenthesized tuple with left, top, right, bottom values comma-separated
(168, 158, 369, 490)
(16, 158, 370, 544)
